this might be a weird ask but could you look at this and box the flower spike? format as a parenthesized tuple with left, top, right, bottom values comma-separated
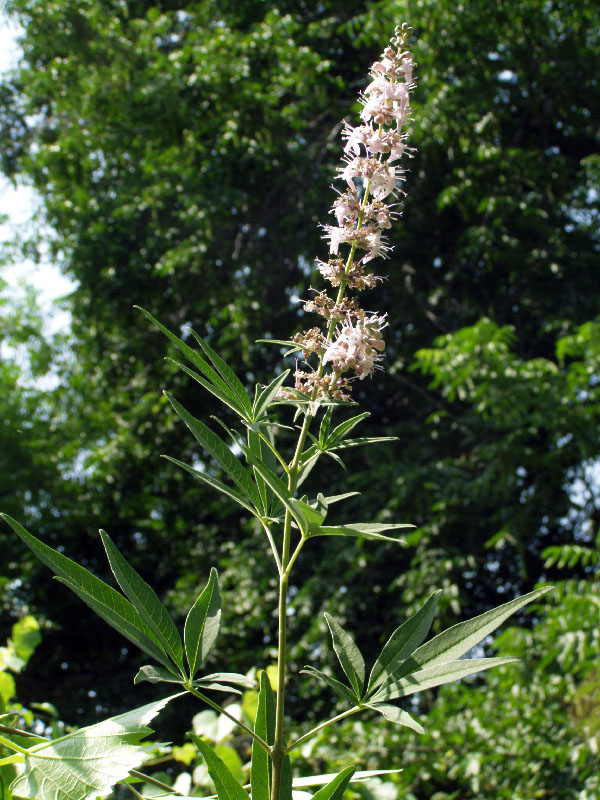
(279, 25, 416, 402)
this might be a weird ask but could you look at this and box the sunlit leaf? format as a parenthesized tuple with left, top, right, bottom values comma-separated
(366, 703, 424, 734)
(100, 531, 184, 672)
(165, 394, 262, 511)
(189, 328, 253, 418)
(367, 591, 441, 693)
(192, 736, 249, 800)
(184, 568, 221, 679)
(311, 765, 355, 800)
(324, 614, 365, 700)
(10, 695, 178, 800)
(1, 515, 173, 671)
(370, 657, 518, 702)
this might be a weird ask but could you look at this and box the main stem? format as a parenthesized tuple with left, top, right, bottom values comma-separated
(270, 418, 310, 800)
(270, 175, 375, 800)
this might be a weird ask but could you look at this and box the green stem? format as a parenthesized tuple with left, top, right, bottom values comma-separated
(0, 724, 46, 740)
(270, 156, 379, 800)
(0, 733, 29, 756)
(286, 707, 362, 753)
(129, 769, 184, 795)
(261, 520, 283, 576)
(282, 535, 306, 581)
(186, 687, 271, 752)
(270, 507, 293, 800)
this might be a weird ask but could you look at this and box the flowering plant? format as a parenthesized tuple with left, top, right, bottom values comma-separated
(0, 25, 550, 800)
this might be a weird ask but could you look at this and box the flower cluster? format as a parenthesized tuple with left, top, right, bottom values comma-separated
(323, 313, 388, 380)
(282, 25, 415, 402)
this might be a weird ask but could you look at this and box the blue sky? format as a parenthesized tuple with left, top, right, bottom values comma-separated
(0, 11, 74, 334)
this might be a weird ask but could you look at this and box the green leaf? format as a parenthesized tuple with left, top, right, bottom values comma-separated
(246, 429, 271, 516)
(327, 412, 370, 445)
(331, 437, 397, 451)
(0, 674, 15, 710)
(292, 499, 326, 532)
(317, 492, 361, 506)
(1, 515, 173, 671)
(11, 616, 41, 666)
(165, 393, 262, 511)
(378, 587, 553, 688)
(256, 338, 302, 351)
(137, 308, 249, 419)
(243, 457, 307, 534)
(309, 523, 412, 543)
(100, 531, 184, 672)
(318, 406, 334, 446)
(189, 328, 253, 418)
(0, 762, 16, 800)
(366, 703, 425, 734)
(324, 614, 365, 700)
(367, 591, 441, 694)
(184, 568, 221, 679)
(134, 666, 185, 685)
(192, 736, 249, 800)
(168, 359, 249, 420)
(252, 371, 290, 421)
(162, 456, 259, 517)
(370, 657, 518, 702)
(311, 765, 356, 800)
(199, 673, 255, 689)
(300, 667, 358, 705)
(292, 769, 403, 788)
(251, 671, 275, 800)
(10, 695, 178, 800)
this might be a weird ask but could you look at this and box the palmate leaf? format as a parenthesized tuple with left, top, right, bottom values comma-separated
(100, 531, 185, 672)
(326, 412, 370, 445)
(136, 307, 251, 421)
(369, 586, 553, 698)
(133, 666, 250, 695)
(168, 358, 250, 420)
(188, 329, 253, 419)
(367, 591, 441, 693)
(0, 515, 175, 673)
(369, 657, 518, 703)
(10, 695, 179, 800)
(165, 393, 262, 512)
(241, 453, 308, 534)
(253, 370, 290, 421)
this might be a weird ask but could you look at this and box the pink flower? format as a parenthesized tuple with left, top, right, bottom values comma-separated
(323, 314, 388, 379)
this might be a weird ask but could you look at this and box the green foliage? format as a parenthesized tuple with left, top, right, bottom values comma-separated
(184, 567, 221, 681)
(10, 696, 176, 800)
(1, 0, 598, 730)
(0, 0, 599, 794)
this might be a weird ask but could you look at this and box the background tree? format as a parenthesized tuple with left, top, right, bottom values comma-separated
(0, 0, 598, 771)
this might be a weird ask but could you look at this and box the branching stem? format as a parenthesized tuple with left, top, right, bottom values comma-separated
(186, 687, 271, 752)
